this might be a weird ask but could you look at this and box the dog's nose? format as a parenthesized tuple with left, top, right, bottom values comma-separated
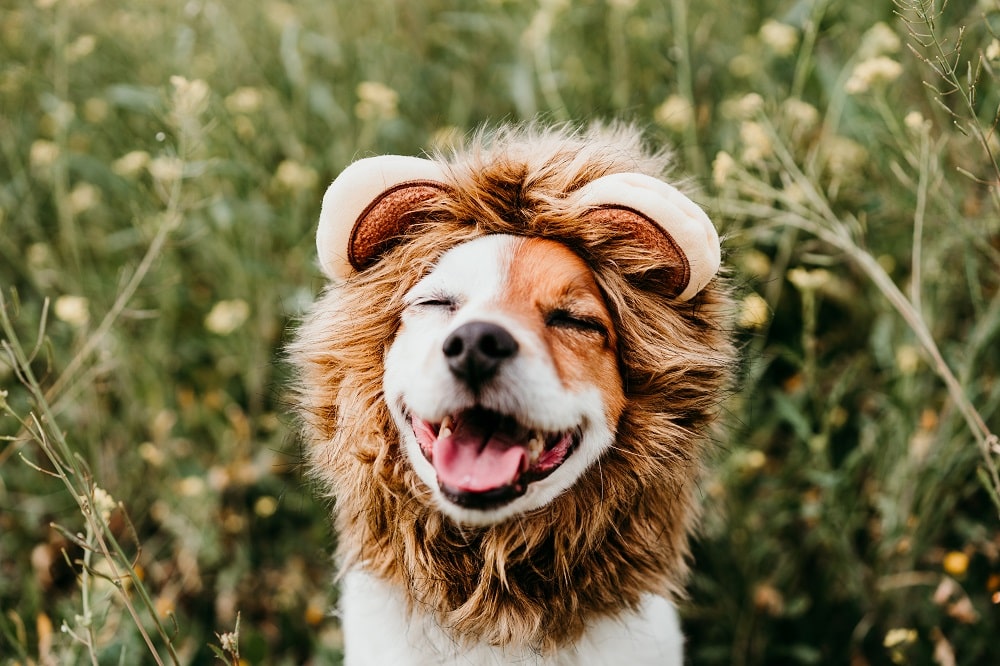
(443, 321, 518, 388)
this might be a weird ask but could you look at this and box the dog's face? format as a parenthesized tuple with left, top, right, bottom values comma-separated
(383, 234, 626, 525)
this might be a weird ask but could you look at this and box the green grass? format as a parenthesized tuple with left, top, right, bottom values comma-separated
(1, 0, 998, 664)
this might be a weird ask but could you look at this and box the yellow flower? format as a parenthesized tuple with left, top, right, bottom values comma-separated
(943, 551, 969, 576)
(738, 293, 769, 329)
(274, 160, 319, 192)
(225, 87, 265, 114)
(759, 19, 798, 57)
(205, 299, 250, 335)
(858, 22, 901, 59)
(712, 151, 736, 187)
(54, 295, 90, 327)
(986, 39, 1000, 62)
(148, 155, 184, 184)
(30, 140, 60, 170)
(355, 81, 399, 120)
(113, 150, 151, 178)
(845, 56, 903, 94)
(68, 183, 101, 214)
(883, 628, 917, 648)
(653, 94, 694, 133)
(739, 121, 773, 162)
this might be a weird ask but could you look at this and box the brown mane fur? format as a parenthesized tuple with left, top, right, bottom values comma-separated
(289, 123, 735, 654)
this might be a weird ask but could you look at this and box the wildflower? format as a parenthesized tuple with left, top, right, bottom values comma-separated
(112, 150, 150, 178)
(986, 39, 1000, 62)
(739, 121, 773, 162)
(29, 140, 60, 170)
(68, 183, 101, 214)
(823, 136, 868, 176)
(721, 92, 763, 120)
(653, 94, 694, 133)
(148, 155, 184, 184)
(273, 159, 319, 192)
(895, 345, 921, 374)
(904, 110, 930, 133)
(845, 56, 903, 94)
(170, 75, 210, 118)
(83, 98, 109, 124)
(177, 475, 207, 497)
(218, 631, 239, 654)
(759, 19, 798, 57)
(254, 495, 278, 517)
(942, 551, 969, 576)
(138, 442, 166, 467)
(205, 299, 250, 335)
(54, 295, 90, 327)
(90, 486, 116, 524)
(787, 267, 831, 291)
(355, 81, 399, 120)
(883, 628, 918, 648)
(225, 87, 265, 114)
(782, 98, 819, 130)
(728, 54, 757, 78)
(66, 34, 97, 62)
(737, 293, 769, 329)
(858, 22, 901, 59)
(712, 151, 736, 187)
(739, 249, 772, 279)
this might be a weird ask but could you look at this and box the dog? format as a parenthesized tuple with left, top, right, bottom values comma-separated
(290, 124, 734, 664)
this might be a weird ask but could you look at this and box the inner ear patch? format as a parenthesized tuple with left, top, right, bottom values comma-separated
(574, 172, 721, 301)
(316, 155, 449, 280)
(348, 180, 449, 273)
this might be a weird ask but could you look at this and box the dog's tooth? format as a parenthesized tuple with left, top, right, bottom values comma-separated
(441, 415, 453, 431)
(528, 435, 543, 461)
(439, 426, 452, 439)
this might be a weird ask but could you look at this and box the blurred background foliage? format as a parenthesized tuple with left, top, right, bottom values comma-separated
(1, 0, 998, 663)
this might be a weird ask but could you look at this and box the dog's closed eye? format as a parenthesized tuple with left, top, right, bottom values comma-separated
(545, 309, 609, 338)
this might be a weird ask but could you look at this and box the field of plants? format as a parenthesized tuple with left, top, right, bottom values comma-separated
(1, 0, 998, 663)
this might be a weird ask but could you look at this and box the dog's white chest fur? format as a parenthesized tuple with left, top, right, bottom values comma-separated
(340, 570, 683, 665)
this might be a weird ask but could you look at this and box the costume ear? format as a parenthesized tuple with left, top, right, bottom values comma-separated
(574, 173, 720, 301)
(316, 155, 449, 280)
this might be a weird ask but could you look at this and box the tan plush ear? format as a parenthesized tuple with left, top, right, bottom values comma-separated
(574, 172, 721, 301)
(316, 155, 449, 279)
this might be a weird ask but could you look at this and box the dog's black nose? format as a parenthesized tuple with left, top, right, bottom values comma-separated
(443, 321, 518, 389)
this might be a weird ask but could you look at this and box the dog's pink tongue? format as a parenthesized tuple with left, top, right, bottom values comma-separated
(433, 419, 526, 493)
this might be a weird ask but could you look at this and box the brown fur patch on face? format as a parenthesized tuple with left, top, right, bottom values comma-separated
(504, 236, 625, 426)
(289, 123, 735, 653)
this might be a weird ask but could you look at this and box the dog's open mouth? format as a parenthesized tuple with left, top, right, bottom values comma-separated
(410, 407, 579, 509)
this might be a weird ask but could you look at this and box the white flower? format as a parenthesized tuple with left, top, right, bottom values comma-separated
(148, 155, 184, 184)
(355, 81, 398, 120)
(170, 75, 210, 118)
(90, 486, 116, 524)
(653, 94, 694, 133)
(739, 121, 773, 162)
(986, 39, 1000, 62)
(30, 140, 60, 170)
(204, 299, 250, 335)
(904, 111, 930, 133)
(782, 98, 820, 129)
(225, 87, 265, 114)
(759, 19, 798, 56)
(273, 160, 319, 192)
(54, 295, 90, 327)
(68, 183, 101, 214)
(845, 56, 903, 94)
(858, 22, 901, 59)
(712, 151, 736, 186)
(788, 267, 831, 291)
(112, 150, 151, 178)
(823, 136, 868, 176)
(738, 293, 770, 329)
